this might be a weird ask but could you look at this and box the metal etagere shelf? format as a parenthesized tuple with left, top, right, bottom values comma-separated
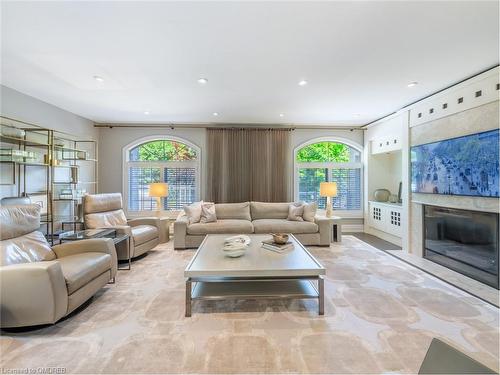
(0, 115, 98, 244)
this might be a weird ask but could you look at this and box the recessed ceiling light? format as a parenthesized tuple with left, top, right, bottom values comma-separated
(354, 113, 361, 117)
(198, 78, 208, 84)
(144, 111, 150, 115)
(212, 112, 219, 116)
(279, 113, 285, 117)
(93, 75, 104, 82)
(298, 80, 308, 86)
(407, 81, 418, 87)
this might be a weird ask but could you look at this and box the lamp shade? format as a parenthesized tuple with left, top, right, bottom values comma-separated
(149, 183, 169, 197)
(320, 182, 337, 197)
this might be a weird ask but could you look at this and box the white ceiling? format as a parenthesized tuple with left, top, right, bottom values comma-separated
(1, 1, 498, 126)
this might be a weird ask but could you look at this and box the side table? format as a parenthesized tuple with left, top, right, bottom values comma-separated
(59, 228, 131, 271)
(158, 211, 180, 243)
(316, 215, 342, 242)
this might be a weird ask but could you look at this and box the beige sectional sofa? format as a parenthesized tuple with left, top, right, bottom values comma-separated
(174, 201, 332, 249)
(0, 205, 117, 328)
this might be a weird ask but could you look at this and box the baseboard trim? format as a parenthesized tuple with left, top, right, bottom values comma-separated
(342, 224, 364, 232)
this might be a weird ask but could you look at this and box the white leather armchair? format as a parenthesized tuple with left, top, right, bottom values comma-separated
(0, 205, 117, 328)
(82, 193, 161, 260)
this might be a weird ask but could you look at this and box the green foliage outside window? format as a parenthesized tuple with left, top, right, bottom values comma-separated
(130, 140, 197, 161)
(296, 142, 350, 162)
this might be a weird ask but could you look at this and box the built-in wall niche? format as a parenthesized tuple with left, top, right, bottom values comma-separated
(368, 149, 402, 201)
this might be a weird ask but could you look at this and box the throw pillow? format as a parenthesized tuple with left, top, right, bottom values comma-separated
(302, 202, 318, 223)
(200, 202, 217, 223)
(184, 201, 203, 224)
(287, 204, 304, 221)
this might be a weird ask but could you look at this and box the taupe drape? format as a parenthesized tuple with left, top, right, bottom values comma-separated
(206, 128, 291, 203)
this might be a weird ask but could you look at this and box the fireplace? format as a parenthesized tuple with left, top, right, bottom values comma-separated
(423, 205, 499, 289)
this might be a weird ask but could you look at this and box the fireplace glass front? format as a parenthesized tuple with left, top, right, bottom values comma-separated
(424, 205, 499, 289)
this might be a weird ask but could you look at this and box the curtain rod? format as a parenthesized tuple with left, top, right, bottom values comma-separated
(94, 123, 363, 131)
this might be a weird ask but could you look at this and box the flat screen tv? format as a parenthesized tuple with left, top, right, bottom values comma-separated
(411, 129, 499, 197)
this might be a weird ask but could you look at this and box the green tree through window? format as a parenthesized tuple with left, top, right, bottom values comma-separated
(296, 142, 350, 162)
(130, 140, 197, 161)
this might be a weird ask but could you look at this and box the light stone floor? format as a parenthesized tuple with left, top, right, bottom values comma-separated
(1, 236, 499, 374)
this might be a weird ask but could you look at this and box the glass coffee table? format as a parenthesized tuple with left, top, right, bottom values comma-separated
(184, 234, 326, 317)
(59, 228, 132, 270)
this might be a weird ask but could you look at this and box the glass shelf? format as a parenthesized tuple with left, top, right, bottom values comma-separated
(0, 134, 50, 148)
(52, 181, 96, 184)
(0, 160, 49, 167)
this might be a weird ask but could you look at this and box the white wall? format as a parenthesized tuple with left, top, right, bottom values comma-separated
(1, 86, 97, 139)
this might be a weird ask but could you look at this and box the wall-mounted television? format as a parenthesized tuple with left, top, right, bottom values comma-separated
(411, 129, 499, 197)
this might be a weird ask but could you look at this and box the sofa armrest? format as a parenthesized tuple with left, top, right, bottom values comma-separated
(314, 216, 333, 245)
(0, 261, 68, 328)
(174, 215, 189, 249)
(52, 238, 117, 278)
(127, 217, 161, 229)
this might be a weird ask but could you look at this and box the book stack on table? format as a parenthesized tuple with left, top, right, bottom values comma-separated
(261, 239, 294, 253)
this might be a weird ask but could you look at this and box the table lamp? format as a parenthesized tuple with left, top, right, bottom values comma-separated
(320, 182, 337, 218)
(149, 182, 168, 217)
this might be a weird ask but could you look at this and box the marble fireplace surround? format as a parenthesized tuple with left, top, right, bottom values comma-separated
(409, 100, 499, 258)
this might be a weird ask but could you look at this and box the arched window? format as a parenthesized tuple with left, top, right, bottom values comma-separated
(124, 137, 200, 212)
(294, 139, 362, 213)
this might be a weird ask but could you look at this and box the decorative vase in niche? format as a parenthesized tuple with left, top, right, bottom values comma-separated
(388, 194, 398, 203)
(373, 189, 390, 202)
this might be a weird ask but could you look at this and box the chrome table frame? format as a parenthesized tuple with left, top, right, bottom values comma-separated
(184, 234, 325, 317)
(185, 275, 324, 317)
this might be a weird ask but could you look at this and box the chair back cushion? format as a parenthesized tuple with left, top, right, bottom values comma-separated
(215, 202, 251, 221)
(0, 205, 55, 266)
(250, 202, 292, 220)
(1, 231, 56, 266)
(0, 204, 41, 240)
(83, 193, 123, 214)
(83, 193, 127, 228)
(84, 210, 127, 229)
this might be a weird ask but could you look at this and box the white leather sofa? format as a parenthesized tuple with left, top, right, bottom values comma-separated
(174, 201, 332, 249)
(0, 204, 117, 328)
(83, 193, 161, 260)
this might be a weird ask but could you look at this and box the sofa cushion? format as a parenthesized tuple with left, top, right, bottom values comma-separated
(58, 252, 112, 294)
(184, 201, 203, 224)
(85, 209, 127, 228)
(287, 204, 304, 221)
(302, 202, 318, 223)
(250, 202, 291, 220)
(131, 225, 158, 245)
(187, 219, 254, 235)
(252, 219, 319, 234)
(1, 231, 56, 266)
(200, 202, 217, 223)
(215, 202, 251, 221)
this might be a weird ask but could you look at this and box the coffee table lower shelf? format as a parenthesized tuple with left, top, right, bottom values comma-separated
(185, 277, 324, 317)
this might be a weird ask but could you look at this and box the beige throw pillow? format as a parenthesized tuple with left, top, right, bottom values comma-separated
(200, 202, 217, 223)
(302, 202, 318, 223)
(184, 201, 203, 224)
(287, 204, 304, 221)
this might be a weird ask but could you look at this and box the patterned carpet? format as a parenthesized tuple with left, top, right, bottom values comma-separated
(1, 235, 499, 374)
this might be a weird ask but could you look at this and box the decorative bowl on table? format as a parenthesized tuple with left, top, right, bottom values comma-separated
(270, 233, 289, 244)
(222, 235, 251, 257)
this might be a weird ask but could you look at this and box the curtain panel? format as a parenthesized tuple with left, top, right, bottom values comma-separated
(206, 128, 291, 203)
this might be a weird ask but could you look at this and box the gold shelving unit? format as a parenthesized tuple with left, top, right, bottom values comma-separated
(0, 116, 98, 243)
